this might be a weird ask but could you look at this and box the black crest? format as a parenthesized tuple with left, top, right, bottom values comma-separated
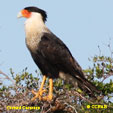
(24, 6, 47, 22)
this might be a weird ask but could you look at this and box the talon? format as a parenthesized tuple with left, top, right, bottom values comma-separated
(42, 94, 53, 101)
(31, 89, 37, 95)
(31, 89, 47, 101)
(31, 76, 53, 101)
(31, 76, 47, 101)
(32, 89, 47, 95)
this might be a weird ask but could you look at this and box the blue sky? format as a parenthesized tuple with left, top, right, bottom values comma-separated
(0, 0, 113, 81)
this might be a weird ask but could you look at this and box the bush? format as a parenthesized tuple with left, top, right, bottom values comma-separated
(0, 46, 113, 113)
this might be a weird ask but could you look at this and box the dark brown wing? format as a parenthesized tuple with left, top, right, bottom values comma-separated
(37, 32, 85, 78)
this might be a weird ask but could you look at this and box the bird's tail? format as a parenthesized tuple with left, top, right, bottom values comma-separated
(59, 72, 100, 97)
(74, 75, 100, 98)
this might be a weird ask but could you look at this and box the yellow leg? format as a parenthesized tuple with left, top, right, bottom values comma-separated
(31, 75, 46, 101)
(42, 78, 53, 101)
(49, 78, 53, 100)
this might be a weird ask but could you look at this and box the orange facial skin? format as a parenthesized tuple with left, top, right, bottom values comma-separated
(21, 9, 31, 18)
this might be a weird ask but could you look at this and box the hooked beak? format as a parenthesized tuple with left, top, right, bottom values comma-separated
(17, 11, 23, 18)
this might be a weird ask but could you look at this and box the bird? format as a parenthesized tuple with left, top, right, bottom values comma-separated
(17, 6, 100, 101)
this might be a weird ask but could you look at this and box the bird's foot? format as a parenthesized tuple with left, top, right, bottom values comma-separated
(41, 94, 53, 101)
(31, 89, 47, 101)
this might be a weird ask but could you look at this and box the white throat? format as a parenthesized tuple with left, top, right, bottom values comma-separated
(24, 12, 49, 53)
(24, 12, 46, 38)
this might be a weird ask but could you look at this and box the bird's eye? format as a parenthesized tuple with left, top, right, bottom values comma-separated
(21, 9, 31, 18)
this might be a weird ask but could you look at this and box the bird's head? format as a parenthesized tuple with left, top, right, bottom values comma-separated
(17, 6, 47, 23)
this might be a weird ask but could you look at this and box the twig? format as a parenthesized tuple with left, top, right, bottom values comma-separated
(73, 91, 93, 104)
(64, 102, 78, 113)
(101, 72, 113, 82)
(0, 70, 15, 85)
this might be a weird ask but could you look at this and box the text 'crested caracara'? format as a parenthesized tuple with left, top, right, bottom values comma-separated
(17, 6, 100, 101)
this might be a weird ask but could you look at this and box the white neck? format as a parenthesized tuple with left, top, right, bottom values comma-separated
(24, 12, 46, 38)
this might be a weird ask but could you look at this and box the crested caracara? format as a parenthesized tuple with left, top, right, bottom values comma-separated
(17, 6, 99, 101)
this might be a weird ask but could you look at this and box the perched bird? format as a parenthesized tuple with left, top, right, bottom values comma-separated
(17, 6, 99, 101)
